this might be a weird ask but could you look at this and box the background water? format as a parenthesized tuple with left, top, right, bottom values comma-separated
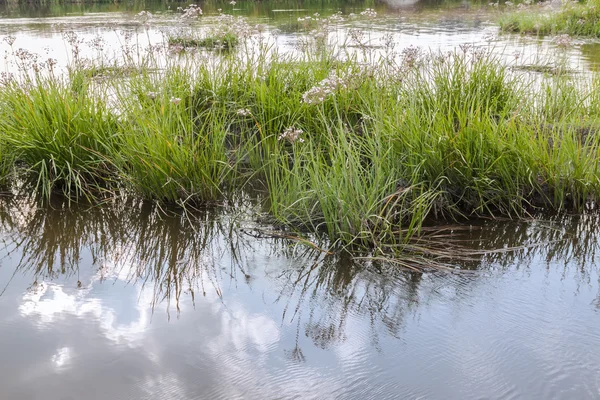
(0, 0, 597, 73)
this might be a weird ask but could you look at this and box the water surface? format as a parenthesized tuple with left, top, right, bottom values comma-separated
(0, 0, 596, 73)
(0, 196, 599, 399)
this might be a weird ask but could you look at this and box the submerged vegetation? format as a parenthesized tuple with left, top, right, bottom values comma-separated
(0, 8, 600, 254)
(499, 0, 600, 37)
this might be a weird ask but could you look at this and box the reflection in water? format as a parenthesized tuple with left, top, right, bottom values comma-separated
(0, 196, 227, 313)
(459, 214, 600, 274)
(0, 194, 598, 397)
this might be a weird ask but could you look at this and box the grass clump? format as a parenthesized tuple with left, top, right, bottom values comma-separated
(0, 72, 119, 200)
(168, 32, 239, 50)
(2, 11, 600, 251)
(113, 68, 232, 203)
(167, 12, 249, 52)
(499, 0, 600, 37)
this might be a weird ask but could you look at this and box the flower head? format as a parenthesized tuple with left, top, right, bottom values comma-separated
(302, 71, 350, 105)
(360, 8, 377, 18)
(553, 34, 573, 49)
(180, 4, 202, 19)
(3, 36, 16, 46)
(278, 127, 304, 143)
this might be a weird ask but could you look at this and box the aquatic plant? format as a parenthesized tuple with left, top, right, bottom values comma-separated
(0, 72, 119, 200)
(499, 0, 600, 37)
(1, 9, 600, 252)
(167, 12, 253, 52)
(168, 33, 239, 50)
(112, 67, 233, 203)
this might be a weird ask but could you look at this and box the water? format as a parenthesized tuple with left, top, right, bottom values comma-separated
(0, 0, 597, 74)
(1, 1, 600, 398)
(0, 195, 599, 399)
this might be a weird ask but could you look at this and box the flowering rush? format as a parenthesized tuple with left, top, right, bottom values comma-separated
(360, 8, 377, 18)
(278, 127, 304, 143)
(236, 108, 252, 116)
(302, 71, 350, 105)
(179, 4, 203, 19)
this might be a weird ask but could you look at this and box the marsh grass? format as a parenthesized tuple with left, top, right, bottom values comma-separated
(168, 33, 239, 50)
(0, 73, 119, 200)
(81, 64, 145, 78)
(1, 12, 600, 252)
(166, 11, 252, 53)
(113, 67, 232, 203)
(499, 0, 600, 37)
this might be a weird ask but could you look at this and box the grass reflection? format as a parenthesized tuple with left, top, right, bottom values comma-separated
(0, 194, 598, 350)
(0, 195, 235, 315)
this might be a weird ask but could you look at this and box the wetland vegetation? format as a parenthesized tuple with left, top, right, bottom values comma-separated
(499, 0, 600, 37)
(0, 5, 599, 255)
(1, 2, 600, 399)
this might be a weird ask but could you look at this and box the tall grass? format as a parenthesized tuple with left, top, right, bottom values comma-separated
(113, 67, 232, 203)
(0, 72, 119, 199)
(1, 12, 600, 250)
(499, 0, 600, 37)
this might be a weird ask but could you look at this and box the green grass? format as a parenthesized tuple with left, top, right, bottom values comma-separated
(499, 0, 600, 37)
(113, 67, 233, 203)
(0, 72, 119, 200)
(168, 33, 239, 50)
(1, 19, 600, 251)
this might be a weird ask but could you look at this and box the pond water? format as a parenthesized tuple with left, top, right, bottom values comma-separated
(0, 0, 598, 73)
(0, 195, 599, 399)
(1, 1, 600, 399)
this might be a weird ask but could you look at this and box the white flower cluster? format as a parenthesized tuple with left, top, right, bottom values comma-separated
(401, 45, 422, 68)
(46, 58, 57, 69)
(0, 72, 14, 85)
(360, 8, 377, 18)
(278, 127, 304, 143)
(178, 4, 203, 19)
(297, 11, 345, 45)
(89, 35, 106, 52)
(136, 10, 154, 23)
(302, 71, 350, 105)
(3, 36, 15, 46)
(553, 34, 573, 48)
(328, 11, 345, 22)
(349, 28, 366, 46)
(236, 108, 251, 116)
(170, 44, 184, 54)
(14, 48, 41, 71)
(210, 14, 253, 40)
